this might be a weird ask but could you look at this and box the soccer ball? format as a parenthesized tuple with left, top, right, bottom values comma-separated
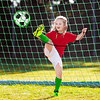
(14, 10, 30, 28)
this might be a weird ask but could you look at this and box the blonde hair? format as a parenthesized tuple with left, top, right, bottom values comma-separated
(50, 16, 68, 33)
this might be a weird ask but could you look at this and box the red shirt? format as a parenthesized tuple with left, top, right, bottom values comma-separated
(46, 31, 77, 58)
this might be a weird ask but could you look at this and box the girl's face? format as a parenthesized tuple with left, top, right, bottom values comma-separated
(55, 19, 65, 33)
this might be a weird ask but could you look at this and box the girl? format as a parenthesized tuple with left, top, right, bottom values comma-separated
(33, 16, 87, 97)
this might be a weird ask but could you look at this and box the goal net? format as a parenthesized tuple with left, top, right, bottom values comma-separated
(0, 0, 100, 87)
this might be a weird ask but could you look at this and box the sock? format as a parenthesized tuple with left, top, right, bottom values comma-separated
(54, 77, 62, 92)
(39, 34, 49, 43)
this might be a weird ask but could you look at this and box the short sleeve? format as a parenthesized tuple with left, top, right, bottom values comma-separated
(68, 33, 77, 42)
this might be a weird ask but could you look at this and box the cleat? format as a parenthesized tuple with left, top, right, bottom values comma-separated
(54, 92, 58, 97)
(33, 24, 44, 37)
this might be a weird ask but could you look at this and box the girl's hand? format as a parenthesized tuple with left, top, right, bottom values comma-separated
(82, 28, 87, 34)
(76, 28, 87, 40)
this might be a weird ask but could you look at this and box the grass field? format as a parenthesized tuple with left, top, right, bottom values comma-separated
(0, 85, 100, 100)
(0, 60, 100, 100)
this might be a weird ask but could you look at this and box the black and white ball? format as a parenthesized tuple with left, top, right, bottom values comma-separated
(14, 10, 30, 27)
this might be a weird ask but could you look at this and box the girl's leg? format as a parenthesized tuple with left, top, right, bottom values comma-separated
(44, 39, 62, 97)
(54, 63, 62, 97)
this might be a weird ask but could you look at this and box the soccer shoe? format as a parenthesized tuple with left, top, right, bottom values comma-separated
(33, 24, 44, 37)
(54, 92, 58, 97)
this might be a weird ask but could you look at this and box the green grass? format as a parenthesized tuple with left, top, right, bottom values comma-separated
(0, 85, 100, 100)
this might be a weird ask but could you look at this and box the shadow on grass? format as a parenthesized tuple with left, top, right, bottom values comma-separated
(33, 96, 54, 100)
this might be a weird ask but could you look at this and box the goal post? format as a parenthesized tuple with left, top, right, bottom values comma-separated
(0, 0, 100, 87)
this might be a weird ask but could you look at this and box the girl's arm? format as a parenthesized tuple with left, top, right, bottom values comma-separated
(76, 28, 87, 40)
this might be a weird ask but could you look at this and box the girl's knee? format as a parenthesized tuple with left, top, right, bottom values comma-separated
(55, 63, 62, 79)
(46, 39, 53, 45)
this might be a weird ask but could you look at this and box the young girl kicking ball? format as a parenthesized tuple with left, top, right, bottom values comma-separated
(33, 16, 87, 97)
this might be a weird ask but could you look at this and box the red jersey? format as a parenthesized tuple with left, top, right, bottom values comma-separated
(45, 31, 77, 58)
